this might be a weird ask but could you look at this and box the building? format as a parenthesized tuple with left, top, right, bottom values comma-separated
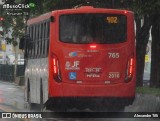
(0, 27, 24, 64)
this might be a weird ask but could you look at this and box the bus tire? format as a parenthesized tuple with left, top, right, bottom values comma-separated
(40, 80, 44, 112)
(28, 89, 34, 110)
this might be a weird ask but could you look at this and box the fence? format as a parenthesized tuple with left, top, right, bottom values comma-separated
(0, 64, 25, 82)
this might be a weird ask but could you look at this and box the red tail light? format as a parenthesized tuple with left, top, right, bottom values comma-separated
(124, 10, 128, 14)
(53, 55, 61, 82)
(90, 45, 97, 49)
(125, 57, 134, 82)
(53, 58, 57, 74)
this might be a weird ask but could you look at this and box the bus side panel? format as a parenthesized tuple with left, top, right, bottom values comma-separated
(25, 59, 38, 103)
(41, 58, 49, 104)
(25, 58, 49, 104)
(48, 13, 64, 97)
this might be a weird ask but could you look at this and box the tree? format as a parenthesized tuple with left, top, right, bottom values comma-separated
(0, 0, 28, 82)
(133, 0, 160, 87)
(150, 14, 160, 88)
(135, 15, 151, 86)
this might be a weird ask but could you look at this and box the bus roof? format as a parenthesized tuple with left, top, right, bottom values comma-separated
(27, 6, 133, 25)
(27, 12, 52, 25)
(57, 6, 133, 14)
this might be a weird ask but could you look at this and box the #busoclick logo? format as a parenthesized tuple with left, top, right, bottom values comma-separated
(29, 2, 35, 8)
(0, 0, 36, 9)
(0, 0, 6, 5)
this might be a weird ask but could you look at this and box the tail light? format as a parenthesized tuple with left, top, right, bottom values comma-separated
(90, 45, 97, 49)
(53, 55, 61, 82)
(125, 57, 134, 82)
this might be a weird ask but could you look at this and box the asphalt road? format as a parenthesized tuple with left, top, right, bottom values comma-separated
(0, 80, 160, 121)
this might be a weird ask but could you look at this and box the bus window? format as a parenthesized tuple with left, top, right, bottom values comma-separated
(46, 21, 50, 55)
(34, 25, 37, 57)
(36, 24, 39, 57)
(42, 22, 45, 56)
(32, 25, 35, 58)
(44, 22, 48, 56)
(28, 26, 33, 58)
(38, 24, 41, 57)
(60, 14, 127, 44)
(42, 21, 49, 57)
(39, 23, 42, 57)
(40, 23, 43, 57)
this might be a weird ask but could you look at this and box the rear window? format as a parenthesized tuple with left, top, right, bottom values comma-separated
(60, 13, 127, 44)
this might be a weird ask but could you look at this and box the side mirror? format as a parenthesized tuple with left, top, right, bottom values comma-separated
(50, 16, 55, 22)
(19, 35, 32, 50)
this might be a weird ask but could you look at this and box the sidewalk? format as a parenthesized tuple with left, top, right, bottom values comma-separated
(0, 80, 26, 111)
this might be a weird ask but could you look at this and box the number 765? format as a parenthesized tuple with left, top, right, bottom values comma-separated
(108, 52, 120, 58)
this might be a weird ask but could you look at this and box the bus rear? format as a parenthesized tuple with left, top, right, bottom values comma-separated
(49, 7, 136, 107)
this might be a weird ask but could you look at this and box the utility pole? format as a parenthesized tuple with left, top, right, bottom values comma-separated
(13, 36, 19, 82)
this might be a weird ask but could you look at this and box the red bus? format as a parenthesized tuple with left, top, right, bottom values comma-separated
(20, 6, 136, 111)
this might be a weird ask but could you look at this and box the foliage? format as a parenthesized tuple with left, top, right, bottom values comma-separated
(5, 37, 18, 46)
(5, 37, 13, 44)
(133, 0, 160, 88)
(136, 87, 160, 96)
(133, 0, 160, 15)
(0, 0, 28, 46)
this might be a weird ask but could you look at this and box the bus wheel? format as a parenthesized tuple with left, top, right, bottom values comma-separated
(40, 81, 45, 112)
(28, 90, 34, 110)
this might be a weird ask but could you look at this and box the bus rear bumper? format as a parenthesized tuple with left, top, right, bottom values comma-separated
(49, 80, 136, 98)
(47, 96, 134, 109)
